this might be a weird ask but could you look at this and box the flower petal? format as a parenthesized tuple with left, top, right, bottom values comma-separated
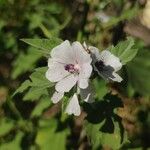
(89, 46, 101, 61)
(79, 63, 92, 79)
(46, 58, 69, 82)
(51, 40, 75, 64)
(51, 91, 64, 103)
(72, 41, 92, 64)
(95, 63, 115, 80)
(65, 94, 81, 116)
(55, 74, 78, 92)
(111, 72, 123, 82)
(78, 78, 88, 89)
(100, 50, 122, 71)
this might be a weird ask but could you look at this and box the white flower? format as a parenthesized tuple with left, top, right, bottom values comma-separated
(45, 40, 92, 114)
(46, 40, 92, 93)
(65, 93, 81, 116)
(89, 47, 123, 82)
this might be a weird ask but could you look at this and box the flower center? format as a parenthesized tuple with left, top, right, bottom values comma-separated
(65, 64, 80, 73)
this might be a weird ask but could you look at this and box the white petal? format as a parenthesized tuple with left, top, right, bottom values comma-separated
(89, 46, 101, 61)
(51, 40, 75, 64)
(80, 83, 94, 103)
(83, 93, 91, 102)
(78, 78, 88, 89)
(72, 41, 92, 64)
(51, 91, 64, 103)
(46, 59, 69, 82)
(100, 50, 122, 71)
(55, 74, 78, 92)
(79, 63, 92, 79)
(65, 94, 81, 116)
(111, 72, 123, 82)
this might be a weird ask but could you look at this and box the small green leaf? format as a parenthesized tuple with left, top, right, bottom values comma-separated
(83, 94, 124, 149)
(31, 96, 51, 117)
(13, 80, 31, 96)
(0, 118, 14, 136)
(29, 67, 51, 87)
(21, 38, 62, 54)
(127, 49, 150, 96)
(13, 67, 53, 100)
(110, 37, 138, 65)
(93, 78, 108, 100)
(0, 132, 24, 150)
(23, 87, 49, 101)
(36, 119, 69, 150)
(11, 47, 42, 79)
(85, 120, 122, 149)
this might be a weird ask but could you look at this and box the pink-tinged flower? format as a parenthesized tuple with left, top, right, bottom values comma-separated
(46, 40, 92, 104)
(65, 93, 81, 116)
(89, 47, 123, 82)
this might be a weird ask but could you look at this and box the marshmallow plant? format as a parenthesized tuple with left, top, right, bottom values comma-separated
(45, 40, 123, 116)
(16, 37, 137, 117)
(14, 37, 138, 149)
(43, 38, 136, 116)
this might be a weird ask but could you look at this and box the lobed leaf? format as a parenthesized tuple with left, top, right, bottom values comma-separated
(0, 132, 24, 150)
(126, 49, 150, 96)
(83, 94, 125, 149)
(11, 47, 42, 79)
(13, 80, 31, 97)
(13, 67, 53, 100)
(29, 67, 51, 87)
(23, 86, 49, 101)
(21, 38, 62, 54)
(36, 119, 69, 150)
(0, 118, 14, 136)
(110, 37, 138, 65)
(85, 120, 122, 149)
(31, 96, 52, 117)
(93, 78, 108, 100)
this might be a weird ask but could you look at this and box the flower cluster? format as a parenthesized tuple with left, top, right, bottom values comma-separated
(46, 40, 122, 116)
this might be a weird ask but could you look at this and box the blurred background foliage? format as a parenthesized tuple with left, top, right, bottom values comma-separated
(0, 0, 150, 149)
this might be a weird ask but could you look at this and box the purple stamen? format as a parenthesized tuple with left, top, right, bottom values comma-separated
(65, 64, 79, 73)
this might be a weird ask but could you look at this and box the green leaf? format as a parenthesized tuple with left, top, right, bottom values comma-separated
(0, 118, 14, 136)
(0, 132, 24, 150)
(36, 119, 69, 150)
(29, 67, 51, 87)
(110, 37, 138, 65)
(23, 87, 49, 101)
(83, 94, 124, 149)
(93, 78, 108, 100)
(13, 80, 31, 96)
(127, 49, 150, 96)
(21, 38, 62, 54)
(11, 47, 42, 79)
(85, 120, 122, 149)
(31, 96, 52, 117)
(13, 67, 53, 100)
